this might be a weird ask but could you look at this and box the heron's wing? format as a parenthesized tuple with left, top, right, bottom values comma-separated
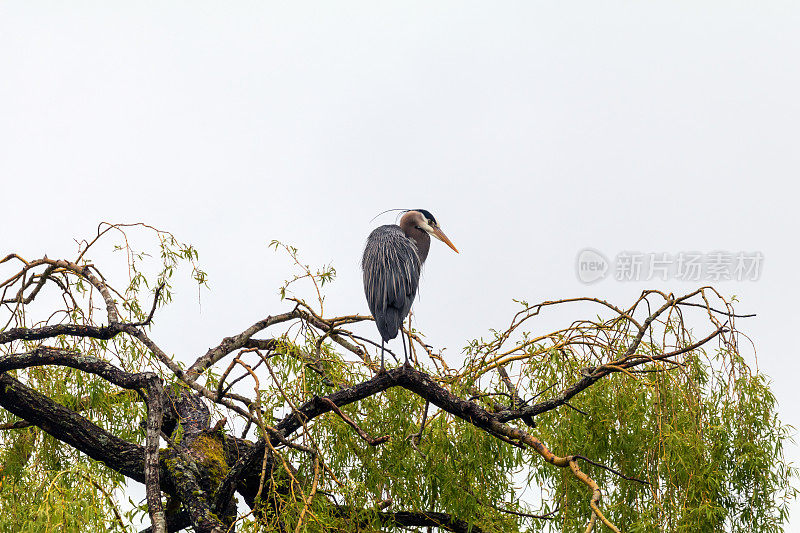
(362, 225, 421, 341)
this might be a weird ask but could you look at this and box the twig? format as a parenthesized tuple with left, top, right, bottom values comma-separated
(130, 283, 165, 326)
(319, 397, 390, 446)
(573, 455, 650, 486)
(677, 301, 755, 318)
(564, 401, 589, 417)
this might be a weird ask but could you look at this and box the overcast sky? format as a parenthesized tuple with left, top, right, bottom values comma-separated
(2, 1, 799, 528)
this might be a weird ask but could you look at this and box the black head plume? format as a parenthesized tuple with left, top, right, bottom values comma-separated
(413, 209, 436, 225)
(370, 208, 408, 223)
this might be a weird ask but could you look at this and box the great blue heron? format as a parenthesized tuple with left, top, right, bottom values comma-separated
(362, 209, 458, 370)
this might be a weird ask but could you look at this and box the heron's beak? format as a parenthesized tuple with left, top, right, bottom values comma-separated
(431, 226, 459, 254)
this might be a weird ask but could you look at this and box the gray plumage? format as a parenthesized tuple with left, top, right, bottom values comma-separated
(361, 224, 422, 342)
(362, 209, 457, 369)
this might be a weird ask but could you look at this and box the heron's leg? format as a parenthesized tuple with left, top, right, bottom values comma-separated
(401, 327, 409, 366)
(380, 340, 385, 371)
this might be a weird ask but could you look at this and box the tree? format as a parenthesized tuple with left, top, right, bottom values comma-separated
(0, 223, 795, 532)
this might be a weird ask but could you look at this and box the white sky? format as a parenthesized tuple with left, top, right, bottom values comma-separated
(2, 2, 799, 529)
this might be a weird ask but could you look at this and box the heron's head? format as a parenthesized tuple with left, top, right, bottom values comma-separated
(401, 209, 459, 253)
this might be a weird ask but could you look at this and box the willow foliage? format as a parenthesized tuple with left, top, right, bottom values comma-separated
(0, 225, 795, 532)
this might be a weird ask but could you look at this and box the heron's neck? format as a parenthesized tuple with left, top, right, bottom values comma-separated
(400, 221, 431, 264)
